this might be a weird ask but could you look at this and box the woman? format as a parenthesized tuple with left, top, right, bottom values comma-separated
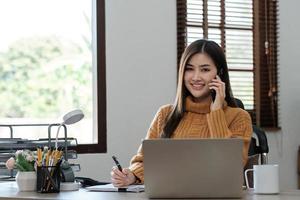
(111, 39, 252, 187)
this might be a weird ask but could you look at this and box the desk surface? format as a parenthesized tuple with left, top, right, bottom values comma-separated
(0, 182, 300, 200)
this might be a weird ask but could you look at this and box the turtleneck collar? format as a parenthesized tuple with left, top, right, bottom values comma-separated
(185, 96, 211, 114)
(185, 96, 227, 114)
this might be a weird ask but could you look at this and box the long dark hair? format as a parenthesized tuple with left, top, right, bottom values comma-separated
(161, 39, 237, 138)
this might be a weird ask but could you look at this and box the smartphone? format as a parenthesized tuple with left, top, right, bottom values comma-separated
(210, 69, 223, 102)
(210, 75, 217, 102)
(210, 89, 216, 102)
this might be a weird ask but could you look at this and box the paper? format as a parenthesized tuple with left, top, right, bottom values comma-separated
(85, 183, 145, 193)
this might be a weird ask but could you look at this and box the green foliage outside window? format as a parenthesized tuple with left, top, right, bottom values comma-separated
(0, 36, 92, 118)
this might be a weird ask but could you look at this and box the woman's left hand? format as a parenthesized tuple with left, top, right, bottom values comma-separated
(208, 75, 226, 111)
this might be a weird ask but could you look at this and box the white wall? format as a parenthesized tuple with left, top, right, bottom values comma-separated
(266, 0, 300, 190)
(75, 0, 177, 181)
(76, 0, 300, 190)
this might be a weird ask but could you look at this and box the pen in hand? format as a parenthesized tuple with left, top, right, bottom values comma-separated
(112, 155, 123, 172)
(112, 156, 127, 191)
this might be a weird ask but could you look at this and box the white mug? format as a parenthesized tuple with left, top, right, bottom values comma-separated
(244, 164, 279, 194)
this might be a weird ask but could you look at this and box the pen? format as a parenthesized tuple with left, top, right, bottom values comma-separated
(112, 156, 127, 192)
(112, 156, 123, 172)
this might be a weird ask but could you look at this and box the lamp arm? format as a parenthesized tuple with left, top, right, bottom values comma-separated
(55, 123, 64, 150)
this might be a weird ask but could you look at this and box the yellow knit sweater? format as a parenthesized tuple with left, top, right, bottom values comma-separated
(129, 96, 252, 183)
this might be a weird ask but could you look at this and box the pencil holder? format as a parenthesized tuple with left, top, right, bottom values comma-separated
(36, 165, 61, 193)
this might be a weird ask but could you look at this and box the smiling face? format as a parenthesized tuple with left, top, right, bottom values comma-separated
(184, 53, 218, 102)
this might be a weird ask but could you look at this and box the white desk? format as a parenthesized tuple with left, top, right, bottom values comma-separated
(0, 182, 300, 200)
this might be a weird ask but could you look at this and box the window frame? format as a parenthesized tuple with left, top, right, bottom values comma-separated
(71, 0, 107, 153)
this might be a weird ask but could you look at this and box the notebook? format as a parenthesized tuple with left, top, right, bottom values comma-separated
(85, 183, 144, 193)
(143, 138, 244, 198)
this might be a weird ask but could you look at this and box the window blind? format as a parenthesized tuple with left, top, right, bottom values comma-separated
(255, 0, 278, 128)
(177, 0, 278, 128)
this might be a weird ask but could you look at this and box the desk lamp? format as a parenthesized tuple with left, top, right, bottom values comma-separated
(55, 109, 84, 191)
(55, 109, 84, 150)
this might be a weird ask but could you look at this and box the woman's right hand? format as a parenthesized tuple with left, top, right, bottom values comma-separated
(110, 167, 136, 187)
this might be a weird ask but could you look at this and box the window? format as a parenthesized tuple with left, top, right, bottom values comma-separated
(177, 0, 278, 129)
(0, 0, 106, 153)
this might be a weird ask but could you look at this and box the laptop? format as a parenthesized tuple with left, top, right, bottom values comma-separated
(143, 138, 244, 199)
